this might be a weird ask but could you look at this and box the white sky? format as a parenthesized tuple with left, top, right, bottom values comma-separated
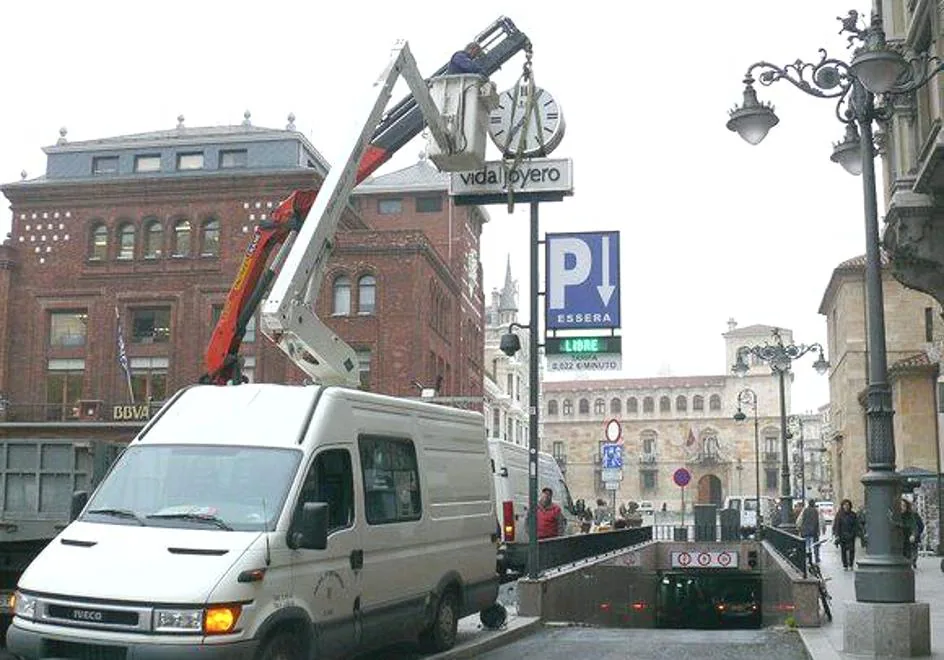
(0, 1, 879, 413)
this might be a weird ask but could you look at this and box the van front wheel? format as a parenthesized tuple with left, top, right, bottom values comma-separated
(419, 589, 458, 653)
(256, 631, 303, 660)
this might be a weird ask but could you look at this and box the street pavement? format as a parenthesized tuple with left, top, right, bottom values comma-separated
(799, 541, 944, 659)
(472, 627, 811, 660)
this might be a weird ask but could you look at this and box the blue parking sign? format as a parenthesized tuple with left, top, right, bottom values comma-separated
(601, 443, 623, 469)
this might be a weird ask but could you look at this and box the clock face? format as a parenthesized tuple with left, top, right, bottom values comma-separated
(488, 85, 565, 158)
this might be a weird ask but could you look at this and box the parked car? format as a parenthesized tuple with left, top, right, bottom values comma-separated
(816, 500, 835, 530)
(8, 385, 503, 659)
(723, 495, 776, 536)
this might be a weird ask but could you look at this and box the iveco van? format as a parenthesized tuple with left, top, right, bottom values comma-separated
(7, 384, 501, 659)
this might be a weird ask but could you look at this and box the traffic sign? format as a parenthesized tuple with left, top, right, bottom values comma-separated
(601, 443, 623, 469)
(601, 468, 623, 482)
(545, 231, 621, 330)
(604, 419, 622, 444)
(670, 550, 739, 569)
(673, 467, 691, 488)
(604, 481, 620, 491)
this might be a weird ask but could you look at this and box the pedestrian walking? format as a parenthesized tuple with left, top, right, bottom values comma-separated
(799, 498, 822, 564)
(593, 498, 610, 526)
(832, 499, 861, 570)
(899, 498, 923, 568)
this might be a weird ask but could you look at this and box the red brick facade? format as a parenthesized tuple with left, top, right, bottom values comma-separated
(0, 147, 484, 435)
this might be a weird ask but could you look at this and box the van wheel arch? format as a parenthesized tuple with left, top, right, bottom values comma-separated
(431, 571, 465, 613)
(254, 608, 313, 660)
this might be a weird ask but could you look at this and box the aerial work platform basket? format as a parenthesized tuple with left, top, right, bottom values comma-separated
(427, 74, 498, 172)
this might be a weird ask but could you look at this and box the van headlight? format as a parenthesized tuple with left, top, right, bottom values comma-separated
(153, 608, 202, 633)
(153, 604, 241, 634)
(13, 592, 36, 620)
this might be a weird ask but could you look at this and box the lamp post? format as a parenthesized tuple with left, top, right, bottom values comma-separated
(734, 388, 761, 530)
(731, 329, 828, 531)
(726, 7, 944, 608)
(788, 415, 806, 501)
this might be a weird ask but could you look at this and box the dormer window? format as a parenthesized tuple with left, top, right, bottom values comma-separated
(176, 153, 204, 170)
(134, 155, 161, 173)
(92, 156, 119, 175)
(219, 149, 247, 169)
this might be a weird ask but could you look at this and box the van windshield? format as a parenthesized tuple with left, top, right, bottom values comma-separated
(82, 444, 302, 532)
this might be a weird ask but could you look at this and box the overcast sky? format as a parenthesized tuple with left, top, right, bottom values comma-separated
(1, 1, 878, 413)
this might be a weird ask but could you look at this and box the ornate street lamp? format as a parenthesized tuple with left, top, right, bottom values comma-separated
(731, 329, 827, 532)
(726, 7, 944, 614)
(734, 388, 761, 534)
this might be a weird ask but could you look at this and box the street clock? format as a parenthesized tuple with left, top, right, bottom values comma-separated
(488, 85, 565, 158)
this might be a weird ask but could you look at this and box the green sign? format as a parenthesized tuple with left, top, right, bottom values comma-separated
(545, 336, 621, 356)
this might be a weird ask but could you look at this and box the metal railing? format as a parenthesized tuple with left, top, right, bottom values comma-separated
(760, 524, 807, 578)
(537, 526, 652, 573)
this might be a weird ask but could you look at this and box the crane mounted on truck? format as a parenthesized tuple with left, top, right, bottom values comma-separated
(201, 17, 531, 387)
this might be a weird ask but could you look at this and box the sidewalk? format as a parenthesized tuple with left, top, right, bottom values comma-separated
(799, 542, 944, 659)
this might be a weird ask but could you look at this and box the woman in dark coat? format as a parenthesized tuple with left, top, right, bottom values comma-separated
(832, 499, 860, 570)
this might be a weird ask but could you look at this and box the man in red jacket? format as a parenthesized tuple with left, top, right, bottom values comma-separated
(536, 487, 566, 539)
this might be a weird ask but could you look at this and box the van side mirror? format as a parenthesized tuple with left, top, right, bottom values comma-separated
(288, 502, 329, 551)
(70, 491, 89, 522)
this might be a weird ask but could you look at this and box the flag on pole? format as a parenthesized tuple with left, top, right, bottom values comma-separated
(686, 427, 697, 447)
(115, 306, 135, 403)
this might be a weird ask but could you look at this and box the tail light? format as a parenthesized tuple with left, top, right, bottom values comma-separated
(502, 501, 515, 542)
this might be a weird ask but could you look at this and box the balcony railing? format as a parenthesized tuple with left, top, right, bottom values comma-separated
(763, 451, 780, 463)
(638, 453, 657, 464)
(689, 452, 727, 465)
(0, 400, 165, 424)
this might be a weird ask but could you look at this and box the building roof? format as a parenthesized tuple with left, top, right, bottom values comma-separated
(819, 253, 891, 314)
(889, 351, 935, 375)
(543, 375, 727, 392)
(43, 124, 299, 153)
(355, 157, 448, 194)
(722, 323, 784, 337)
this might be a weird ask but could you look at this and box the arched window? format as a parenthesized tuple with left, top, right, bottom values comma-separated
(200, 219, 220, 257)
(659, 396, 671, 412)
(547, 400, 559, 416)
(579, 398, 590, 414)
(641, 430, 657, 456)
(693, 395, 704, 411)
(562, 399, 573, 416)
(627, 397, 638, 414)
(610, 397, 622, 414)
(172, 219, 192, 257)
(332, 275, 351, 315)
(709, 394, 722, 411)
(358, 275, 376, 315)
(676, 395, 687, 412)
(643, 396, 654, 413)
(116, 223, 135, 260)
(143, 219, 163, 258)
(89, 223, 108, 260)
(593, 398, 605, 414)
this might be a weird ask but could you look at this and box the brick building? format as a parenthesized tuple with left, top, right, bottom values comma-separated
(0, 118, 486, 441)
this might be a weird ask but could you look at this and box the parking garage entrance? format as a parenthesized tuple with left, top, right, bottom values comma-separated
(656, 571, 761, 629)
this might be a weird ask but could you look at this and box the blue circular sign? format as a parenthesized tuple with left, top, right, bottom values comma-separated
(673, 468, 691, 488)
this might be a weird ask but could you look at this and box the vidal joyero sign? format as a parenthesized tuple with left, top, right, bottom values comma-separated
(449, 158, 573, 205)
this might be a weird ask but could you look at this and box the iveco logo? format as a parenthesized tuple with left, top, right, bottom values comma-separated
(72, 609, 104, 621)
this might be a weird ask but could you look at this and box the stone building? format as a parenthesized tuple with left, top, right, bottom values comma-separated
(543, 321, 807, 510)
(818, 254, 944, 506)
(0, 118, 487, 443)
(483, 257, 530, 445)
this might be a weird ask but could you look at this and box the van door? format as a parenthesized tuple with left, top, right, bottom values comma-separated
(292, 447, 362, 657)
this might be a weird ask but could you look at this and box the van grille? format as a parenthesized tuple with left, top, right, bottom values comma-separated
(45, 639, 128, 659)
(47, 603, 139, 627)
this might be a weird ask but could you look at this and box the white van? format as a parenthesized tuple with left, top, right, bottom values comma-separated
(724, 495, 776, 536)
(487, 439, 575, 557)
(7, 385, 501, 659)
